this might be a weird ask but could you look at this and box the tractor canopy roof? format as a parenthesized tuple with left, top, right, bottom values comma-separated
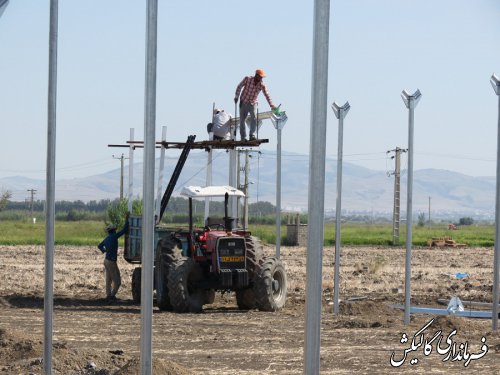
(180, 185, 245, 199)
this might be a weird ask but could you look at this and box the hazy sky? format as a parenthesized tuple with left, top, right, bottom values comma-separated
(1, 0, 499, 186)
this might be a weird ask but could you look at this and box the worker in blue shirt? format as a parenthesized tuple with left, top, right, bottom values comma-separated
(98, 213, 129, 301)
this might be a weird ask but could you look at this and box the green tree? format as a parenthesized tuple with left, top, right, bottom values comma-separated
(249, 201, 276, 216)
(459, 217, 474, 226)
(0, 189, 12, 211)
(106, 198, 142, 228)
(417, 212, 426, 227)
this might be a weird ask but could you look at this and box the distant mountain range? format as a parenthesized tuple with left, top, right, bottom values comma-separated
(1, 150, 496, 219)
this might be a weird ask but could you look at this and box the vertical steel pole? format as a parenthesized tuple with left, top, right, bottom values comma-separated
(155, 126, 167, 222)
(491, 73, 500, 331)
(276, 126, 282, 257)
(405, 105, 414, 326)
(271, 113, 287, 257)
(204, 148, 213, 223)
(243, 150, 249, 230)
(401, 89, 421, 325)
(44, 1, 58, 374)
(141, 1, 158, 374)
(237, 150, 241, 220)
(128, 128, 134, 213)
(229, 149, 237, 219)
(0, 0, 9, 18)
(304, 0, 330, 373)
(119, 154, 124, 200)
(331, 102, 349, 316)
(205, 105, 215, 223)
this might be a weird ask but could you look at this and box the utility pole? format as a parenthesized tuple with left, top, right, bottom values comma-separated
(387, 147, 407, 245)
(27, 189, 37, 218)
(428, 196, 431, 228)
(112, 153, 128, 200)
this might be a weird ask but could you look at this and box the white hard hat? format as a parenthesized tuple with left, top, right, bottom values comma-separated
(106, 223, 117, 232)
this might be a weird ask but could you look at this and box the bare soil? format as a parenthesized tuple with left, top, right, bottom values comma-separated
(1, 244, 499, 374)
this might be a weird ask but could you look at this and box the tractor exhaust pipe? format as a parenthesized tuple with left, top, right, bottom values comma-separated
(224, 192, 233, 233)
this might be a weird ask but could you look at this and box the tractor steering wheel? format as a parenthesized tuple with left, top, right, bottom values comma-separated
(207, 224, 225, 231)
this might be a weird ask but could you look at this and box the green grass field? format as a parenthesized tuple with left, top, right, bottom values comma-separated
(242, 222, 495, 247)
(0, 220, 493, 247)
(0, 221, 106, 246)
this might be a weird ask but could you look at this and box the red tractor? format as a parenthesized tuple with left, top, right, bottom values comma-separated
(125, 185, 287, 313)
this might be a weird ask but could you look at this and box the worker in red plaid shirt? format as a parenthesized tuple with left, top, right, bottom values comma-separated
(234, 69, 277, 141)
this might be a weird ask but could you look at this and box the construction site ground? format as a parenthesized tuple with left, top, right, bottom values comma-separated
(1, 244, 499, 374)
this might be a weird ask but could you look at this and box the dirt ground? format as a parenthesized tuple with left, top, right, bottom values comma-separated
(1, 244, 500, 374)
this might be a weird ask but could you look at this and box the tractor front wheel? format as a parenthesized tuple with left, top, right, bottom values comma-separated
(236, 288, 257, 310)
(204, 289, 216, 305)
(155, 237, 180, 311)
(131, 267, 141, 304)
(168, 257, 205, 313)
(254, 257, 287, 312)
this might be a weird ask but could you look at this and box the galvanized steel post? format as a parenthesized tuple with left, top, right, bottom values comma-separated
(155, 126, 167, 222)
(128, 128, 134, 213)
(141, 1, 158, 374)
(44, 1, 58, 374)
(491, 73, 500, 331)
(0, 0, 9, 18)
(401, 89, 421, 325)
(271, 112, 288, 258)
(204, 143, 213, 224)
(229, 151, 238, 219)
(304, 0, 330, 373)
(331, 101, 350, 316)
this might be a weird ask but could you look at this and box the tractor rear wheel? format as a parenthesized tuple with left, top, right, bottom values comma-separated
(155, 237, 181, 311)
(168, 257, 205, 313)
(245, 236, 264, 276)
(204, 289, 216, 305)
(131, 267, 141, 304)
(254, 257, 287, 311)
(237, 236, 264, 310)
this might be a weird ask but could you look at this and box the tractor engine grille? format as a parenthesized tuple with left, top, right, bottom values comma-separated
(217, 237, 246, 271)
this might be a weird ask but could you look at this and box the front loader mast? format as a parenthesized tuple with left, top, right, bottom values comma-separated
(157, 134, 196, 223)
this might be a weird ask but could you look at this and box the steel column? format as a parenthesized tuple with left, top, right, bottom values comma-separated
(128, 128, 134, 213)
(271, 113, 288, 258)
(304, 0, 330, 373)
(401, 89, 421, 325)
(331, 101, 350, 316)
(491, 73, 500, 331)
(155, 126, 167, 222)
(140, 1, 158, 374)
(44, 1, 58, 374)
(229, 149, 237, 219)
